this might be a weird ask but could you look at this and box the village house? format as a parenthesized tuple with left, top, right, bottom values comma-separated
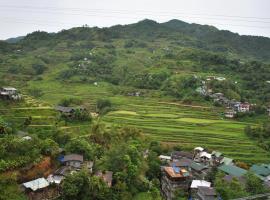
(211, 151, 224, 166)
(63, 154, 84, 169)
(169, 158, 193, 169)
(220, 157, 234, 166)
(198, 152, 212, 164)
(95, 171, 113, 187)
(190, 180, 211, 189)
(190, 161, 210, 179)
(0, 87, 22, 100)
(22, 178, 49, 192)
(218, 164, 247, 177)
(197, 186, 217, 200)
(161, 166, 191, 200)
(171, 151, 193, 160)
(159, 155, 172, 162)
(234, 102, 250, 112)
(55, 106, 86, 117)
(224, 110, 236, 118)
(250, 164, 270, 181)
(22, 177, 60, 200)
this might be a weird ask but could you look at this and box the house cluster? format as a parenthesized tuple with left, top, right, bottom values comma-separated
(196, 78, 251, 118)
(159, 147, 270, 200)
(21, 154, 112, 200)
(0, 87, 22, 100)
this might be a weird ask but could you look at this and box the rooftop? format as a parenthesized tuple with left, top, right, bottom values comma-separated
(164, 166, 189, 179)
(218, 164, 247, 177)
(171, 151, 193, 159)
(63, 154, 84, 163)
(55, 106, 75, 113)
(190, 161, 208, 172)
(212, 151, 223, 158)
(1, 87, 17, 91)
(169, 158, 192, 167)
(198, 186, 216, 196)
(250, 164, 270, 177)
(191, 180, 211, 189)
(23, 178, 49, 191)
(221, 157, 234, 165)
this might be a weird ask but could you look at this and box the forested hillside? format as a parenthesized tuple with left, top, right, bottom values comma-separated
(0, 19, 270, 104)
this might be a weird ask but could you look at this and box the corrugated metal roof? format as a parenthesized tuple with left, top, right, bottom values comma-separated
(63, 154, 83, 162)
(218, 165, 247, 177)
(250, 164, 270, 177)
(23, 178, 49, 191)
(191, 180, 211, 188)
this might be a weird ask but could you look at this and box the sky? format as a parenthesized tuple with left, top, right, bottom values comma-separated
(0, 0, 270, 39)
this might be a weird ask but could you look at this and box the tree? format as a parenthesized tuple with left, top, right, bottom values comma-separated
(215, 172, 248, 200)
(96, 99, 112, 114)
(62, 170, 111, 200)
(32, 63, 47, 75)
(245, 172, 266, 195)
(0, 117, 12, 135)
(65, 138, 96, 160)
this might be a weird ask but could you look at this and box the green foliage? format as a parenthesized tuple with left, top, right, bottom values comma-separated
(0, 135, 43, 172)
(215, 172, 248, 200)
(245, 172, 267, 194)
(62, 170, 111, 200)
(245, 123, 270, 150)
(0, 176, 27, 200)
(162, 75, 200, 99)
(65, 138, 97, 160)
(0, 117, 12, 135)
(96, 99, 112, 114)
(32, 63, 47, 75)
(27, 88, 44, 97)
(215, 171, 268, 199)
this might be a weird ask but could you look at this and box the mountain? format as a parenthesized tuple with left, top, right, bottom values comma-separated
(5, 36, 25, 43)
(0, 19, 270, 103)
(9, 19, 269, 61)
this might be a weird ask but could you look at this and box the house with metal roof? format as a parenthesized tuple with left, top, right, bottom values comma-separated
(250, 164, 270, 180)
(22, 178, 49, 191)
(218, 164, 247, 177)
(63, 154, 84, 169)
(190, 161, 209, 179)
(220, 157, 234, 165)
(190, 180, 211, 189)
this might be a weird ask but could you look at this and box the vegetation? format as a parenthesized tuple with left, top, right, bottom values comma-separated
(0, 19, 270, 199)
(245, 123, 270, 151)
(215, 171, 268, 200)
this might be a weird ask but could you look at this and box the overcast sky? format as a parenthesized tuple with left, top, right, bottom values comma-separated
(0, 0, 270, 39)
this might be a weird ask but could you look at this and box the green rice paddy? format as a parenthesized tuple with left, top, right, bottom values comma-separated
(1, 79, 270, 163)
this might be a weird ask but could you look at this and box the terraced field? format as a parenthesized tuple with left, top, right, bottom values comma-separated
(3, 79, 270, 163)
(103, 97, 270, 163)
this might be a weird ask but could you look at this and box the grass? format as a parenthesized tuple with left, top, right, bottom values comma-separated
(1, 78, 270, 164)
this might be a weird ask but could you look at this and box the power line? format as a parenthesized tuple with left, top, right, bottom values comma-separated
(1, 17, 270, 30)
(0, 5, 270, 22)
(0, 8, 270, 29)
